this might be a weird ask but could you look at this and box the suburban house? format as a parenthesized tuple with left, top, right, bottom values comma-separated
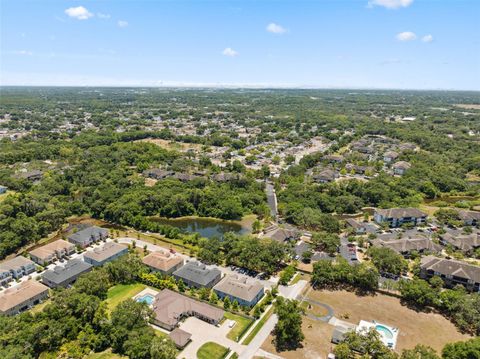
(143, 168, 174, 180)
(212, 173, 240, 182)
(261, 226, 299, 243)
(438, 232, 480, 254)
(0, 256, 36, 285)
(344, 164, 375, 176)
(173, 261, 222, 289)
(420, 256, 480, 292)
(151, 289, 225, 330)
(313, 169, 339, 183)
(142, 250, 184, 275)
(41, 259, 92, 288)
(0, 280, 49, 315)
(29, 239, 76, 265)
(392, 161, 411, 175)
(372, 238, 441, 257)
(83, 242, 128, 266)
(68, 226, 109, 248)
(323, 154, 344, 164)
(374, 208, 427, 228)
(0, 185, 7, 194)
(458, 210, 480, 226)
(168, 328, 192, 349)
(383, 151, 399, 163)
(344, 219, 377, 235)
(213, 275, 264, 307)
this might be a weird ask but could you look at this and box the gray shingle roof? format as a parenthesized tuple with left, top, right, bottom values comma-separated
(68, 226, 109, 246)
(173, 261, 221, 286)
(42, 259, 92, 285)
(421, 256, 480, 283)
(0, 256, 35, 272)
(376, 207, 427, 219)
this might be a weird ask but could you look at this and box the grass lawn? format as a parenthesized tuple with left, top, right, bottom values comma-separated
(196, 342, 230, 359)
(261, 316, 334, 359)
(106, 283, 146, 312)
(224, 312, 254, 342)
(242, 306, 274, 345)
(29, 299, 51, 314)
(305, 288, 472, 353)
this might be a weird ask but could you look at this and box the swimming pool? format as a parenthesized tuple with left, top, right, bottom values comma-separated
(136, 294, 155, 305)
(375, 324, 394, 339)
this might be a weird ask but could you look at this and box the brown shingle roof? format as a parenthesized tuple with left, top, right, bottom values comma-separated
(142, 251, 184, 272)
(168, 328, 192, 348)
(84, 242, 127, 262)
(0, 256, 35, 272)
(0, 280, 49, 313)
(213, 275, 264, 303)
(29, 239, 75, 260)
(152, 289, 224, 327)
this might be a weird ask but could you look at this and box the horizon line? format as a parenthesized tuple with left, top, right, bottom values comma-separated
(1, 84, 479, 92)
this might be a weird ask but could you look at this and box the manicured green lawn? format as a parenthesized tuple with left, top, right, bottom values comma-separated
(106, 283, 146, 312)
(197, 342, 230, 359)
(224, 312, 254, 342)
(242, 306, 274, 345)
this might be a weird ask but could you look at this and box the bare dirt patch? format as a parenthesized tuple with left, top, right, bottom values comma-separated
(455, 104, 480, 110)
(261, 317, 334, 359)
(306, 289, 472, 353)
(261, 288, 472, 358)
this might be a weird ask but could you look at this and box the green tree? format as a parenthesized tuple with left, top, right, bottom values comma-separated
(401, 345, 439, 359)
(273, 297, 304, 351)
(150, 337, 177, 359)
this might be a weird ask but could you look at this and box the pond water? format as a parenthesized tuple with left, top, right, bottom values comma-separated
(150, 217, 251, 238)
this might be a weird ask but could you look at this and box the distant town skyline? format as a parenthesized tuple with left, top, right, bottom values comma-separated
(1, 0, 479, 90)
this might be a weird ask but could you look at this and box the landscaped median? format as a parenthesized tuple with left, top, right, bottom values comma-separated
(242, 306, 274, 345)
(196, 341, 230, 359)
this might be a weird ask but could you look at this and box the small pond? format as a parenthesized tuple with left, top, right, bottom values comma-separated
(150, 217, 251, 238)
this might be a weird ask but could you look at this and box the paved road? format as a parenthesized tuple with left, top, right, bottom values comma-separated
(118, 237, 309, 359)
(265, 181, 278, 219)
(239, 280, 309, 359)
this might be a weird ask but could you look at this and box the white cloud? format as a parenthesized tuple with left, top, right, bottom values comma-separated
(222, 47, 239, 57)
(97, 13, 111, 19)
(368, 0, 413, 9)
(266, 23, 287, 34)
(396, 31, 417, 41)
(422, 34, 433, 43)
(117, 20, 129, 28)
(65, 6, 93, 20)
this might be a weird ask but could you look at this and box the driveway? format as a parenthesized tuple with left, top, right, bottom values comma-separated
(179, 317, 245, 359)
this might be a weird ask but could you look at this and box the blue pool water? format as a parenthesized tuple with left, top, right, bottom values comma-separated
(375, 324, 394, 339)
(136, 294, 154, 305)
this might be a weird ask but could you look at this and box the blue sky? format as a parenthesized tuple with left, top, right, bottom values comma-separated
(1, 0, 479, 89)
